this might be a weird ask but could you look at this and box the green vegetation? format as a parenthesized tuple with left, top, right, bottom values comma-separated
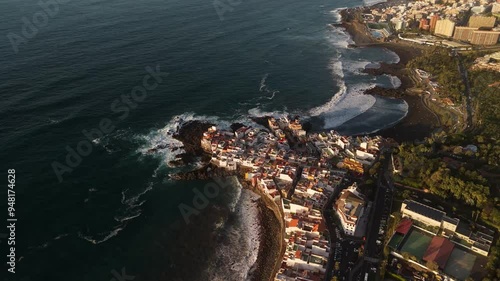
(386, 271, 406, 281)
(426, 260, 439, 271)
(390, 46, 500, 281)
(469, 70, 500, 138)
(408, 47, 465, 102)
(396, 140, 490, 207)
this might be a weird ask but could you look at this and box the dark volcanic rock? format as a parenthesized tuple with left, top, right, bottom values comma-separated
(174, 120, 213, 155)
(230, 123, 246, 132)
(365, 86, 404, 98)
(170, 120, 213, 166)
(169, 164, 247, 180)
(250, 116, 271, 129)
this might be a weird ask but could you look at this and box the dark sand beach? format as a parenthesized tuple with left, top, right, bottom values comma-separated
(340, 8, 439, 142)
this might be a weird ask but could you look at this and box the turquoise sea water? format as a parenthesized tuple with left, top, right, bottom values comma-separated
(0, 0, 404, 280)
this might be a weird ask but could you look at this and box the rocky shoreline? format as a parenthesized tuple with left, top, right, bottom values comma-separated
(164, 4, 443, 280)
(241, 180, 285, 281)
(170, 121, 285, 281)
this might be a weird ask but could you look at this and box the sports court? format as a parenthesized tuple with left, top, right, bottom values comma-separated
(399, 228, 433, 260)
(444, 248, 476, 280)
(388, 233, 405, 250)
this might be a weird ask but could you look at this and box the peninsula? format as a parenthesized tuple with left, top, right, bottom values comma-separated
(165, 0, 500, 280)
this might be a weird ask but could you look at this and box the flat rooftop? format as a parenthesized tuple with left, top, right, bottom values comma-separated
(403, 200, 445, 222)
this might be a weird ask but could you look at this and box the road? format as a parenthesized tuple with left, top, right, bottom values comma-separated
(323, 178, 362, 281)
(350, 151, 394, 281)
(455, 51, 473, 129)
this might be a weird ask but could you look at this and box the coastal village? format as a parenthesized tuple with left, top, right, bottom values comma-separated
(170, 1, 500, 281)
(200, 116, 383, 281)
(356, 0, 500, 81)
(196, 113, 496, 281)
(361, 0, 500, 47)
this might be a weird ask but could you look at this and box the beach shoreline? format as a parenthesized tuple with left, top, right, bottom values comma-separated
(339, 7, 440, 142)
(164, 5, 444, 280)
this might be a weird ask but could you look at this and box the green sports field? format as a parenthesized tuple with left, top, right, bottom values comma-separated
(399, 228, 433, 260)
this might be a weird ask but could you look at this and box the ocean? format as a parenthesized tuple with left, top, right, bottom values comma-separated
(0, 0, 404, 280)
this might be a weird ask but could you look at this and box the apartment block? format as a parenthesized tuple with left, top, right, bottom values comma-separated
(434, 19, 455, 37)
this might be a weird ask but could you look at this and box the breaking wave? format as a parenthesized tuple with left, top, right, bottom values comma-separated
(258, 73, 279, 100)
(308, 9, 407, 131)
(203, 179, 261, 281)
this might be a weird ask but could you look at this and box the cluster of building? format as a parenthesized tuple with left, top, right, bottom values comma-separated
(275, 196, 330, 280)
(401, 200, 494, 256)
(200, 116, 385, 281)
(202, 117, 382, 195)
(449, 15, 499, 45)
(365, 0, 500, 45)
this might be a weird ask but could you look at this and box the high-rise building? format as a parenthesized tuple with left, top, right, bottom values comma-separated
(468, 15, 496, 28)
(430, 14, 440, 31)
(435, 19, 456, 37)
(471, 30, 500, 45)
(453, 27, 478, 41)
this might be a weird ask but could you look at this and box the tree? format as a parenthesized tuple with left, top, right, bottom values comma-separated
(402, 190, 412, 199)
(401, 252, 411, 260)
(426, 260, 439, 271)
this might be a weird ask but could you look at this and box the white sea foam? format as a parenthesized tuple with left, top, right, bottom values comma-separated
(313, 82, 377, 128)
(383, 48, 400, 64)
(247, 107, 289, 118)
(362, 99, 409, 134)
(387, 74, 402, 89)
(54, 233, 69, 240)
(311, 22, 397, 129)
(329, 7, 346, 24)
(136, 112, 264, 168)
(78, 227, 124, 245)
(310, 51, 377, 128)
(343, 59, 371, 74)
(363, 0, 387, 6)
(258, 73, 279, 101)
(136, 115, 188, 165)
(326, 27, 353, 49)
(204, 181, 261, 281)
(259, 73, 269, 92)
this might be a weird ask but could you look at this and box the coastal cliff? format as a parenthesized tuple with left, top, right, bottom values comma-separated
(169, 121, 286, 281)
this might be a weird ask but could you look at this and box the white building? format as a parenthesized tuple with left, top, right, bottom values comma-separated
(334, 183, 366, 236)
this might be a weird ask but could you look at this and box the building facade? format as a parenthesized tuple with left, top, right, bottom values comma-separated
(430, 14, 440, 32)
(335, 183, 366, 236)
(434, 19, 456, 37)
(468, 15, 496, 28)
(471, 30, 500, 45)
(453, 26, 478, 41)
